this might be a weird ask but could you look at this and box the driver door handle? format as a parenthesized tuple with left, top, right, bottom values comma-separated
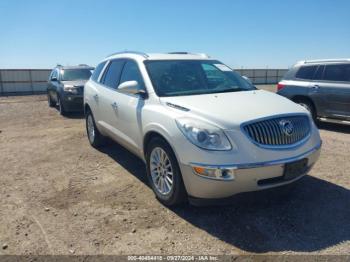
(311, 85, 320, 89)
(111, 102, 118, 109)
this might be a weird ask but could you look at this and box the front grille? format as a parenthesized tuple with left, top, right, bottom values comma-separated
(243, 115, 310, 147)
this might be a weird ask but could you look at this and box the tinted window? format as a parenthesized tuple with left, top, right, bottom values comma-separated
(145, 60, 254, 97)
(102, 60, 125, 89)
(91, 61, 106, 82)
(119, 60, 145, 89)
(324, 64, 350, 82)
(50, 70, 57, 80)
(61, 69, 92, 81)
(314, 65, 325, 80)
(295, 66, 318, 80)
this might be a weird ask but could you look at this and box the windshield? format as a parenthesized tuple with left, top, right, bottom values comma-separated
(61, 69, 92, 81)
(144, 60, 255, 97)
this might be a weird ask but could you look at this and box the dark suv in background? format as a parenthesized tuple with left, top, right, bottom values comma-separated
(47, 65, 94, 115)
(277, 59, 350, 125)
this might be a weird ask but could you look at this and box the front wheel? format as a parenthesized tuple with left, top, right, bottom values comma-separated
(57, 96, 67, 116)
(146, 137, 187, 206)
(47, 93, 55, 107)
(86, 110, 105, 148)
(295, 99, 317, 122)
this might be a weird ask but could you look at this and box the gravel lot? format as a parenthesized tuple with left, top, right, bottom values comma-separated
(0, 88, 349, 256)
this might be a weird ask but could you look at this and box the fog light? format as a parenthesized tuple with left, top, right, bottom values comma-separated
(221, 169, 234, 179)
(192, 166, 235, 180)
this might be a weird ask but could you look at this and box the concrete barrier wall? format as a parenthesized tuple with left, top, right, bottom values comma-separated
(0, 68, 287, 96)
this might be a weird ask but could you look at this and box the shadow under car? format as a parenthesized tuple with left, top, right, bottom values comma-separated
(98, 139, 350, 253)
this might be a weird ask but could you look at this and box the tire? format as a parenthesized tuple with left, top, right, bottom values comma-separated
(85, 110, 105, 148)
(146, 137, 187, 206)
(295, 99, 317, 121)
(57, 96, 67, 116)
(47, 93, 55, 107)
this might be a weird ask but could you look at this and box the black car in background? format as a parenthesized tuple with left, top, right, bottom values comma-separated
(47, 65, 94, 115)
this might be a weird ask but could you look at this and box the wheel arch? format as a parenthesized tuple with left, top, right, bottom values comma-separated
(143, 131, 170, 158)
(291, 95, 317, 116)
(291, 95, 318, 118)
(84, 103, 91, 115)
(143, 129, 188, 204)
(142, 125, 180, 162)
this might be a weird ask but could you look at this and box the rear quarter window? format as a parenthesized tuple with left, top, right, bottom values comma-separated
(295, 66, 318, 80)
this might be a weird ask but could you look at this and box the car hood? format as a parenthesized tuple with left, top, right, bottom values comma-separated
(160, 90, 309, 129)
(61, 80, 88, 87)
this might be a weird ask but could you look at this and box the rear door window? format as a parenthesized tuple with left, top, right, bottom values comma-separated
(313, 65, 325, 80)
(323, 64, 350, 82)
(102, 60, 125, 89)
(295, 66, 318, 80)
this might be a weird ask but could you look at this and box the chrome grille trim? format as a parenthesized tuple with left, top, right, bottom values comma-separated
(242, 115, 311, 148)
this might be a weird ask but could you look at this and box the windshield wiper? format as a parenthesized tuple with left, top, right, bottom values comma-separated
(214, 88, 244, 94)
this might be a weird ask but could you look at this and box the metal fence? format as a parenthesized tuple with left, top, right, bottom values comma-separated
(0, 68, 287, 96)
(0, 69, 51, 95)
(235, 69, 288, 84)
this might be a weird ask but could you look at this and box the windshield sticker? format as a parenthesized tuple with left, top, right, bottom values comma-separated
(214, 64, 232, 72)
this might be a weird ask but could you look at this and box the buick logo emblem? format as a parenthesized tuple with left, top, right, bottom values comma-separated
(279, 119, 294, 136)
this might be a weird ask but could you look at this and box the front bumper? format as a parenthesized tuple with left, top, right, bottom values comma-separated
(179, 142, 321, 199)
(62, 94, 84, 112)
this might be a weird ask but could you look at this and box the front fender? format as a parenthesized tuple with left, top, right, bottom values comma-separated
(142, 119, 188, 164)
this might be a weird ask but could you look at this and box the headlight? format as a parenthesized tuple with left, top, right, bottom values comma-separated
(175, 118, 232, 151)
(64, 85, 79, 94)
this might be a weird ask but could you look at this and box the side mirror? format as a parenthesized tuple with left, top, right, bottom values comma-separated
(242, 76, 252, 85)
(51, 77, 58, 81)
(117, 80, 147, 97)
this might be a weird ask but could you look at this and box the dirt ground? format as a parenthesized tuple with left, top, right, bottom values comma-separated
(0, 90, 349, 256)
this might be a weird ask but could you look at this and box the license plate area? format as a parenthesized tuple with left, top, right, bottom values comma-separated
(283, 158, 308, 181)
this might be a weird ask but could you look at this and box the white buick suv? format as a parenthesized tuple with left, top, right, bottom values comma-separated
(84, 51, 321, 206)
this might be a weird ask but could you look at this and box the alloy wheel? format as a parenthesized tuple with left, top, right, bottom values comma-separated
(58, 97, 62, 113)
(150, 147, 174, 195)
(299, 102, 310, 112)
(87, 114, 95, 143)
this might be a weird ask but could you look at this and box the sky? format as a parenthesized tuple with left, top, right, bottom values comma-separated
(0, 0, 349, 69)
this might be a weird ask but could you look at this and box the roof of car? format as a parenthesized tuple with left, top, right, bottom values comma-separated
(105, 51, 211, 61)
(296, 58, 350, 66)
(55, 65, 94, 70)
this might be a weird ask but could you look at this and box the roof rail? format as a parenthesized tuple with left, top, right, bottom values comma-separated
(168, 52, 209, 58)
(106, 51, 149, 58)
(168, 52, 191, 54)
(301, 58, 350, 64)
